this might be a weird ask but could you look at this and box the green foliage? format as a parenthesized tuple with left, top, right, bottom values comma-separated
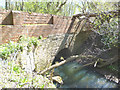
(22, 0, 68, 15)
(75, 1, 119, 48)
(76, 1, 118, 13)
(19, 35, 40, 49)
(4, 0, 77, 16)
(40, 84, 45, 89)
(13, 65, 22, 73)
(38, 35, 43, 40)
(30, 37, 40, 47)
(92, 14, 119, 48)
(0, 56, 55, 88)
(0, 36, 40, 60)
(0, 41, 23, 59)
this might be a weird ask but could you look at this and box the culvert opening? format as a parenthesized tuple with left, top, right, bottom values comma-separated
(52, 48, 72, 65)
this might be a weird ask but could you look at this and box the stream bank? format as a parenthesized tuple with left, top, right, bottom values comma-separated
(52, 30, 119, 85)
(0, 31, 119, 88)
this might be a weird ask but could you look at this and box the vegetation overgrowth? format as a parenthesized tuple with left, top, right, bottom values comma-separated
(0, 36, 56, 88)
(0, 36, 40, 60)
(0, 0, 119, 88)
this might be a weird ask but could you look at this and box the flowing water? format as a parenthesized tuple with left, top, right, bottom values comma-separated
(54, 61, 118, 88)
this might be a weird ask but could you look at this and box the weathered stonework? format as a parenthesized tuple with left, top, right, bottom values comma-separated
(34, 34, 73, 72)
(0, 10, 74, 44)
(9, 33, 73, 73)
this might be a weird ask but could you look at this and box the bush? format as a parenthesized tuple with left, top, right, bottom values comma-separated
(0, 36, 41, 60)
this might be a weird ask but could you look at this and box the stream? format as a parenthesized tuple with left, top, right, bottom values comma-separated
(54, 61, 118, 88)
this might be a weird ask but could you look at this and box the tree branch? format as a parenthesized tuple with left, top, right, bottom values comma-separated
(38, 55, 80, 75)
(55, 0, 67, 13)
(38, 54, 119, 75)
(38, 55, 97, 75)
(73, 9, 119, 18)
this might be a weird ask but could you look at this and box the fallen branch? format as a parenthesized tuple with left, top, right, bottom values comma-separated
(96, 55, 118, 68)
(38, 54, 118, 75)
(38, 55, 80, 75)
(38, 55, 97, 75)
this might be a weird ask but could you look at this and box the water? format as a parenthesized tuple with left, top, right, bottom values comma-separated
(54, 62, 118, 88)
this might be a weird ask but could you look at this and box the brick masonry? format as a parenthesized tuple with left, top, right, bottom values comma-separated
(0, 10, 76, 44)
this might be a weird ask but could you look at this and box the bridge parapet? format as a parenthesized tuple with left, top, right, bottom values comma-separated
(0, 10, 73, 44)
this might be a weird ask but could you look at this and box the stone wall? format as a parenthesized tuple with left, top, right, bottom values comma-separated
(2, 34, 73, 73)
(0, 10, 75, 44)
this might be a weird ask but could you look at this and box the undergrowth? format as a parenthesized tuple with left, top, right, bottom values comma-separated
(0, 35, 55, 88)
(0, 60, 55, 88)
(0, 35, 41, 60)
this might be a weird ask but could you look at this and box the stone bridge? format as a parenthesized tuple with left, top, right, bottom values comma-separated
(0, 10, 94, 72)
(0, 10, 118, 75)
(0, 10, 73, 44)
(0, 10, 94, 58)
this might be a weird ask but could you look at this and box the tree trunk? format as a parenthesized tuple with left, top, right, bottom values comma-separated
(5, 0, 8, 10)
